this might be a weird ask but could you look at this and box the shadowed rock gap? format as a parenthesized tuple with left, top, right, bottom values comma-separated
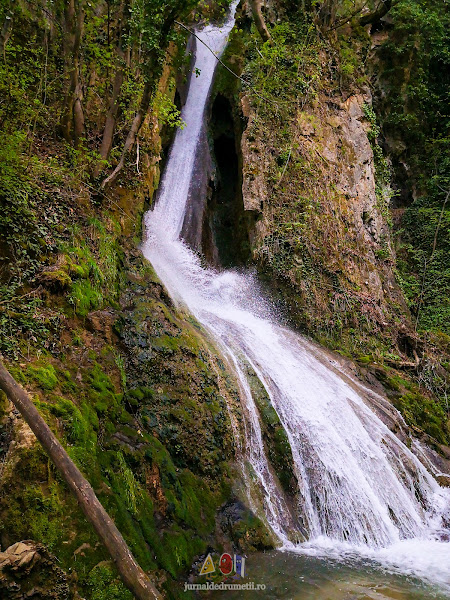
(202, 94, 250, 267)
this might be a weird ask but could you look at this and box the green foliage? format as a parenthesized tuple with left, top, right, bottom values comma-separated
(399, 196, 450, 332)
(377, 0, 450, 334)
(0, 135, 65, 355)
(394, 391, 449, 444)
(0, 133, 51, 278)
(376, 367, 449, 443)
(85, 565, 133, 600)
(127, 0, 199, 81)
(339, 37, 359, 79)
(27, 363, 58, 391)
(0, 38, 52, 134)
(0, 285, 57, 358)
(362, 103, 380, 142)
(154, 89, 185, 129)
(363, 103, 394, 226)
(244, 19, 323, 116)
(62, 219, 121, 317)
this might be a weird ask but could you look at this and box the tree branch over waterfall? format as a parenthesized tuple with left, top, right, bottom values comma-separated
(174, 20, 282, 107)
(101, 0, 198, 189)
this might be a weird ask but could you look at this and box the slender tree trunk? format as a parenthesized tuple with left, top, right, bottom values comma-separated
(0, 12, 12, 57)
(61, 0, 76, 141)
(249, 0, 271, 43)
(61, 0, 85, 145)
(98, 56, 124, 161)
(101, 79, 152, 188)
(95, 0, 128, 176)
(0, 361, 162, 600)
(73, 80, 85, 145)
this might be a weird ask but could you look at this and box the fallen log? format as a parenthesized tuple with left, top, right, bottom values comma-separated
(0, 360, 162, 600)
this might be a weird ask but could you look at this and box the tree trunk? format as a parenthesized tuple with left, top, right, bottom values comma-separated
(0, 12, 12, 57)
(101, 80, 152, 188)
(0, 360, 162, 600)
(249, 0, 271, 43)
(60, 0, 85, 145)
(98, 57, 124, 162)
(95, 0, 128, 176)
(73, 79, 85, 146)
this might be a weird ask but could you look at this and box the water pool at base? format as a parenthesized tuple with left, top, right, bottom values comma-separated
(208, 551, 450, 599)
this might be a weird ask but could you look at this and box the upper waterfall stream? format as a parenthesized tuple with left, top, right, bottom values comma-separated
(142, 2, 450, 591)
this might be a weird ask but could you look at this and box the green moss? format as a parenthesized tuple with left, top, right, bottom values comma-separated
(357, 355, 372, 364)
(58, 368, 78, 393)
(228, 509, 274, 552)
(393, 391, 449, 445)
(40, 268, 73, 290)
(161, 528, 205, 577)
(27, 363, 58, 391)
(46, 396, 93, 445)
(244, 363, 297, 495)
(370, 364, 449, 445)
(85, 564, 133, 600)
(58, 219, 123, 317)
(69, 280, 104, 317)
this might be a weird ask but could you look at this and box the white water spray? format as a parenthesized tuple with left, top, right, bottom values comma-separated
(142, 3, 450, 589)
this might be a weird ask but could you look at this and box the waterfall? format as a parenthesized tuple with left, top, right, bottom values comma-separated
(142, 2, 450, 588)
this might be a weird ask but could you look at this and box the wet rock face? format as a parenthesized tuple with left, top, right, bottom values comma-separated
(115, 255, 235, 478)
(219, 501, 274, 552)
(182, 88, 251, 268)
(85, 310, 115, 344)
(240, 87, 410, 347)
(0, 541, 72, 599)
(204, 94, 251, 268)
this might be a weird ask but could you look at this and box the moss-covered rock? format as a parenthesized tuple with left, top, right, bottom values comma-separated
(0, 245, 268, 598)
(219, 500, 274, 552)
(0, 541, 74, 600)
(39, 268, 73, 291)
(243, 363, 297, 496)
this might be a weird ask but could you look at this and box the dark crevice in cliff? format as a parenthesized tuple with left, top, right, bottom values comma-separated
(202, 93, 251, 268)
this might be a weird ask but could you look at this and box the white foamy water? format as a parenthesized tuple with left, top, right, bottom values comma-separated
(142, 2, 450, 590)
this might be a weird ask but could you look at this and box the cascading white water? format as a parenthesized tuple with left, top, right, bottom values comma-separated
(142, 2, 450, 589)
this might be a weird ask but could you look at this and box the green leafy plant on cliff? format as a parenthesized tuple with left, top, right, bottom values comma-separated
(363, 103, 394, 226)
